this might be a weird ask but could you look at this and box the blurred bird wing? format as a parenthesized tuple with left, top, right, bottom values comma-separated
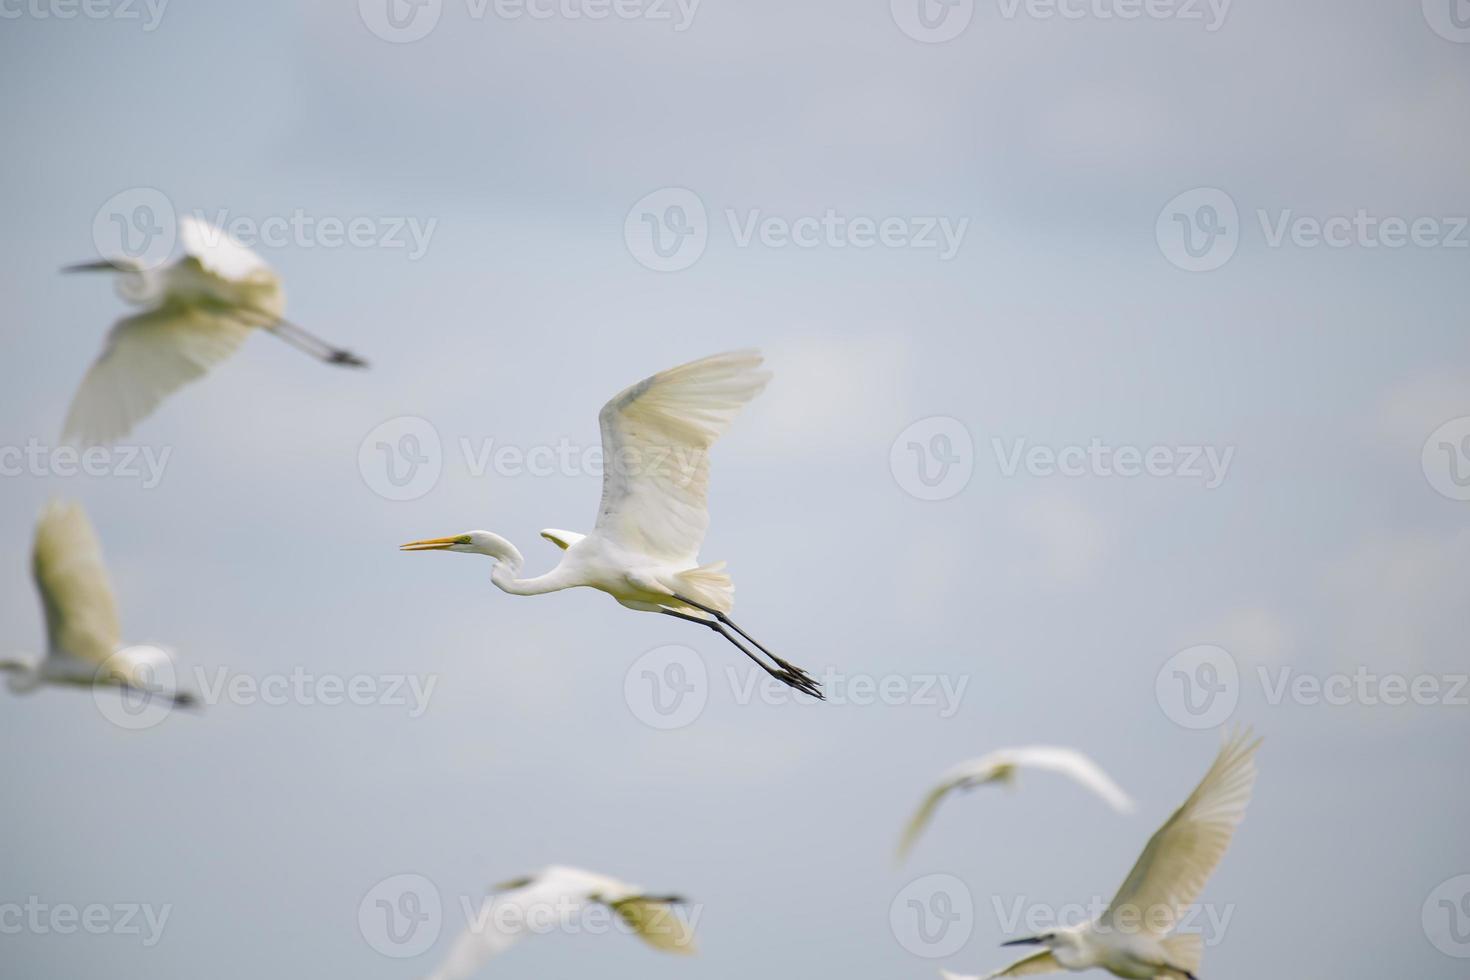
(427, 866, 648, 980)
(609, 896, 697, 954)
(63, 305, 254, 445)
(178, 214, 273, 282)
(592, 350, 771, 563)
(897, 771, 973, 861)
(1104, 730, 1261, 933)
(1006, 746, 1135, 813)
(939, 951, 1061, 980)
(427, 871, 598, 980)
(31, 501, 120, 669)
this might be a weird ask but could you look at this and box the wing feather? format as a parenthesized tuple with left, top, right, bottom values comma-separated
(1006, 747, 1135, 813)
(939, 950, 1061, 979)
(63, 305, 253, 446)
(1105, 730, 1261, 933)
(593, 350, 770, 564)
(610, 897, 697, 954)
(31, 501, 120, 667)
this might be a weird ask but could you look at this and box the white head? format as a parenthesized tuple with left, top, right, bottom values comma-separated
(400, 531, 522, 564)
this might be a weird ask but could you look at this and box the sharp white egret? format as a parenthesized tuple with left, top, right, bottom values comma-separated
(2, 501, 196, 707)
(943, 729, 1261, 980)
(426, 865, 694, 979)
(898, 746, 1134, 862)
(63, 214, 367, 446)
(401, 349, 823, 698)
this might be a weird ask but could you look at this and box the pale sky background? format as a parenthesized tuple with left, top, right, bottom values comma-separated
(2, 1, 1469, 978)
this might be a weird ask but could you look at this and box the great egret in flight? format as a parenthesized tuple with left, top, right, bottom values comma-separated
(63, 214, 367, 446)
(898, 746, 1134, 862)
(401, 349, 822, 698)
(942, 729, 1261, 980)
(426, 865, 694, 979)
(2, 501, 196, 707)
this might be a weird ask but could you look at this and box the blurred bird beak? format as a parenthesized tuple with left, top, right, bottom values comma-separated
(61, 260, 120, 273)
(400, 535, 461, 552)
(1001, 937, 1044, 947)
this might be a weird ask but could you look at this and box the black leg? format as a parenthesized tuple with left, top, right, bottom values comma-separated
(270, 319, 369, 367)
(670, 593, 815, 682)
(661, 609, 823, 699)
(244, 310, 369, 367)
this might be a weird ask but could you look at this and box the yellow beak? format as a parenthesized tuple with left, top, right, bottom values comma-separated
(400, 535, 461, 552)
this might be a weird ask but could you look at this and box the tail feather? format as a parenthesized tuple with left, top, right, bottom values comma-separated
(1160, 933, 1203, 975)
(673, 562, 733, 614)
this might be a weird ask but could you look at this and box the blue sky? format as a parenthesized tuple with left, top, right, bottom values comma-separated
(2, 1, 1469, 977)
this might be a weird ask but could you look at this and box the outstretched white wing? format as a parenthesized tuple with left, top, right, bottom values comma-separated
(32, 501, 120, 668)
(178, 214, 273, 282)
(1104, 730, 1261, 934)
(425, 866, 692, 980)
(1004, 746, 1135, 813)
(593, 350, 771, 564)
(898, 747, 1131, 861)
(940, 952, 1062, 980)
(63, 306, 253, 446)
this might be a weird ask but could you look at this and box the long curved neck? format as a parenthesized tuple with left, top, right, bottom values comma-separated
(470, 533, 572, 597)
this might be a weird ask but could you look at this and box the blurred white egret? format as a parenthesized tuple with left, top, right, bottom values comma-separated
(1, 501, 196, 707)
(401, 349, 822, 698)
(426, 865, 694, 979)
(898, 746, 1134, 862)
(942, 730, 1260, 980)
(63, 215, 366, 446)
